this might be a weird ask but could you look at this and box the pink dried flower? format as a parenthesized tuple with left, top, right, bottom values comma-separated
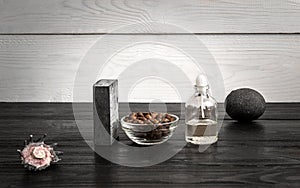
(17, 134, 62, 171)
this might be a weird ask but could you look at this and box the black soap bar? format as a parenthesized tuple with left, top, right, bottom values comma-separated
(93, 79, 119, 145)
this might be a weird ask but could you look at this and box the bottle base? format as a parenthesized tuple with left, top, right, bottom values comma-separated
(186, 136, 218, 145)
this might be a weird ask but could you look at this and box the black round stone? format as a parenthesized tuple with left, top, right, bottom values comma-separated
(225, 88, 266, 122)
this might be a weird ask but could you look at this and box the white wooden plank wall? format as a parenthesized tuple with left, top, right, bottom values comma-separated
(0, 0, 299, 102)
(1, 0, 300, 33)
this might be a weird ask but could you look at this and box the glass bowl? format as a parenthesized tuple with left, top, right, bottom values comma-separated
(120, 113, 179, 145)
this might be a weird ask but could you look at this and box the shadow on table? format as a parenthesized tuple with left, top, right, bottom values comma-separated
(224, 121, 265, 133)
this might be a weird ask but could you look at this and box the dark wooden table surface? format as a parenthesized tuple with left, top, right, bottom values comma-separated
(0, 103, 299, 188)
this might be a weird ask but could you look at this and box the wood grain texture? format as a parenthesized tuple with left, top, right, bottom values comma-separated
(1, 0, 300, 34)
(0, 35, 300, 102)
(0, 103, 299, 187)
(1, 103, 300, 120)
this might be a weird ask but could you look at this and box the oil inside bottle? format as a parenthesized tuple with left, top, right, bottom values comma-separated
(185, 119, 217, 145)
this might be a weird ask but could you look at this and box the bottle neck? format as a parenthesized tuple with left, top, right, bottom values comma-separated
(194, 86, 209, 96)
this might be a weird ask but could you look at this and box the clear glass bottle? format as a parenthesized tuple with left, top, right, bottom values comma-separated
(185, 74, 218, 145)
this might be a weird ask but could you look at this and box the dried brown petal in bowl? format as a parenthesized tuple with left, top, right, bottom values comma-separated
(124, 112, 176, 125)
